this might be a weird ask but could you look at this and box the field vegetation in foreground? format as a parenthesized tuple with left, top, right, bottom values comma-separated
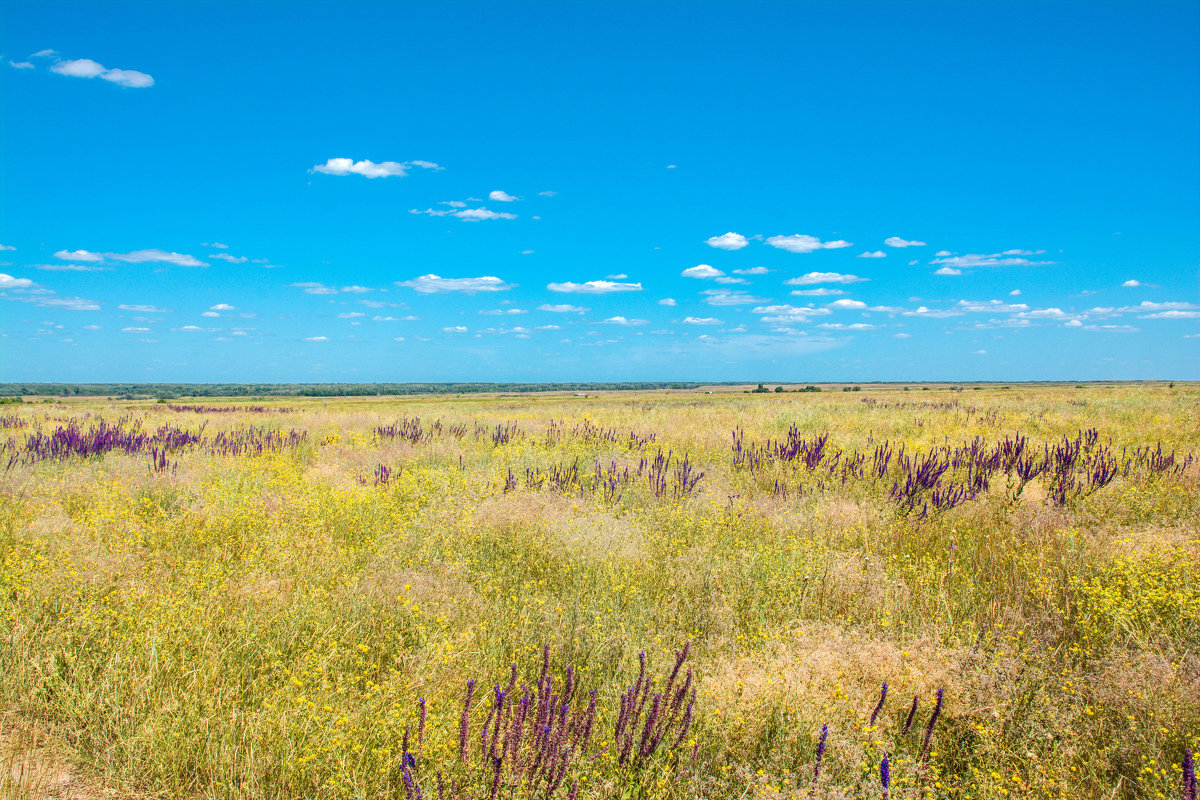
(1, 384, 1197, 800)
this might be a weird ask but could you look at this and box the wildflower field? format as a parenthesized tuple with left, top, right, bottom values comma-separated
(1, 384, 1197, 800)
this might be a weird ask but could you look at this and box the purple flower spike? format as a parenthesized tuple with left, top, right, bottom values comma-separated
(1184, 747, 1196, 800)
(812, 724, 828, 788)
(881, 753, 890, 797)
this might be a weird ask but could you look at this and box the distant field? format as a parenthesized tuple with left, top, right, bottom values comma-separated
(1, 386, 1197, 799)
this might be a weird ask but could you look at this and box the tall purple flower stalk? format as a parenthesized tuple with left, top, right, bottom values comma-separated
(1184, 747, 1196, 800)
(869, 682, 888, 727)
(811, 724, 828, 792)
(880, 753, 890, 798)
(919, 688, 944, 766)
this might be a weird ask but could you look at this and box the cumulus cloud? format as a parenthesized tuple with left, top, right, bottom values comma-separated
(210, 253, 248, 263)
(704, 232, 749, 250)
(703, 290, 768, 306)
(817, 322, 877, 330)
(0, 273, 35, 289)
(602, 316, 648, 326)
(546, 280, 642, 293)
(681, 317, 722, 325)
(658, 298, 677, 306)
(291, 282, 338, 295)
(765, 234, 853, 253)
(1140, 310, 1200, 319)
(931, 253, 1054, 268)
(935, 250, 952, 257)
(118, 304, 171, 313)
(337, 312, 365, 319)
(53, 248, 206, 267)
(732, 266, 768, 275)
(313, 158, 439, 178)
(210, 303, 236, 310)
(0, 244, 14, 251)
(341, 285, 373, 293)
(785, 272, 868, 285)
(409, 206, 518, 221)
(488, 190, 518, 202)
(935, 267, 963, 276)
(885, 237, 926, 248)
(203, 242, 229, 249)
(538, 303, 588, 313)
(396, 274, 515, 293)
(304, 336, 329, 341)
(48, 56, 154, 87)
(1117, 301, 1199, 313)
(480, 308, 526, 315)
(858, 251, 886, 258)
(682, 264, 724, 279)
(790, 288, 845, 296)
(443, 326, 468, 333)
(1121, 279, 1141, 287)
(956, 299, 1030, 313)
(34, 263, 108, 272)
(828, 299, 868, 309)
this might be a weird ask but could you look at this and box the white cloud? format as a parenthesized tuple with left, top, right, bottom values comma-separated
(35, 263, 108, 272)
(704, 290, 768, 306)
(0, 244, 14, 251)
(49, 57, 154, 88)
(210, 303, 236, 311)
(341, 285, 373, 293)
(785, 272, 867, 285)
(443, 326, 468, 333)
(337, 312, 366, 319)
(931, 253, 1054, 268)
(535, 324, 561, 330)
(201, 311, 220, 317)
(885, 237, 926, 248)
(1121, 279, 1141, 287)
(202, 242, 229, 249)
(408, 160, 442, 171)
(479, 308, 526, 315)
(396, 274, 515, 293)
(956, 299, 1029, 313)
(121, 326, 151, 332)
(118, 304, 171, 313)
(9, 61, 34, 70)
(53, 249, 104, 262)
(935, 267, 963, 276)
(602, 316, 648, 326)
(818, 322, 877, 330)
(538, 190, 557, 197)
(828, 299, 868, 310)
(547, 280, 642, 293)
(1065, 319, 1083, 328)
(607, 273, 629, 279)
(538, 303, 588, 313)
(177, 325, 205, 332)
(291, 281, 338, 295)
(902, 306, 964, 318)
(304, 336, 329, 341)
(210, 253, 247, 263)
(488, 190, 518, 202)
(313, 158, 439, 178)
(705, 232, 749, 250)
(1118, 301, 1199, 313)
(410, 207, 518, 221)
(682, 264, 724, 279)
(765, 234, 853, 253)
(53, 248, 205, 267)
(681, 316, 722, 325)
(1140, 310, 1200, 319)
(0, 273, 34, 289)
(975, 349, 988, 355)
(1001, 249, 1045, 256)
(908, 260, 919, 266)
(658, 298, 677, 306)
(893, 333, 911, 338)
(858, 251, 886, 259)
(790, 288, 845, 296)
(1009, 289, 1021, 296)
(732, 266, 768, 275)
(934, 250, 952, 257)
(1083, 324, 1139, 332)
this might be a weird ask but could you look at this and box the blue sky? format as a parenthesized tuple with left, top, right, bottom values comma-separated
(1, 1, 1197, 382)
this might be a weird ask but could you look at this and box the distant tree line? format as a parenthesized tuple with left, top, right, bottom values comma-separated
(0, 382, 714, 399)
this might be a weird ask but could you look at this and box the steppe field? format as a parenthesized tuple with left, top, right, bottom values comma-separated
(1, 384, 1197, 800)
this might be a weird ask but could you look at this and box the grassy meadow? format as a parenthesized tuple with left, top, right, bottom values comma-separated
(1, 385, 1197, 800)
